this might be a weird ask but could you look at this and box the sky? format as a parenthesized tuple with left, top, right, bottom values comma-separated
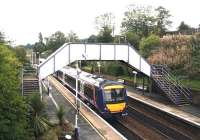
(0, 0, 200, 45)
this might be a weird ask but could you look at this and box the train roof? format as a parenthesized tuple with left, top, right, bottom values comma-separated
(59, 66, 124, 87)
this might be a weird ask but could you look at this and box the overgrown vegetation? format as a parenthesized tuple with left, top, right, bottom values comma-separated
(0, 39, 31, 139)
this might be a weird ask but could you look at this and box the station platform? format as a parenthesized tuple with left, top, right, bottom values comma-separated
(46, 76, 127, 140)
(127, 87, 200, 128)
(42, 78, 103, 140)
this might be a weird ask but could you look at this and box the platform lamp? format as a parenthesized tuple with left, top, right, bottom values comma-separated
(74, 53, 87, 140)
(132, 71, 138, 89)
(75, 62, 81, 140)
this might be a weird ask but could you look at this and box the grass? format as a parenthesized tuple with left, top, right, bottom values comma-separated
(179, 79, 200, 91)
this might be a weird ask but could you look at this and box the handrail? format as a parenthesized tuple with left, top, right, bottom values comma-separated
(151, 65, 192, 102)
(163, 69, 192, 101)
(152, 68, 180, 98)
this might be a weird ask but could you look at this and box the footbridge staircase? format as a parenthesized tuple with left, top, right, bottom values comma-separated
(38, 43, 192, 105)
(151, 65, 192, 105)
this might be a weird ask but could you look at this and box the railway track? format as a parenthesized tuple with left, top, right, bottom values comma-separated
(52, 76, 200, 140)
(127, 97, 200, 140)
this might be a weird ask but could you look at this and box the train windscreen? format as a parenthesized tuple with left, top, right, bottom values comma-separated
(104, 88, 126, 103)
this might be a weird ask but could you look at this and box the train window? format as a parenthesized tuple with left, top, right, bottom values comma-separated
(58, 71, 63, 78)
(80, 82, 84, 93)
(64, 74, 68, 81)
(115, 89, 125, 101)
(84, 85, 94, 100)
(78, 81, 81, 91)
(104, 90, 113, 102)
(104, 88, 125, 103)
(65, 75, 76, 88)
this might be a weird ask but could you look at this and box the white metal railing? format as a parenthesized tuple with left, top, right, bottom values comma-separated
(38, 43, 151, 80)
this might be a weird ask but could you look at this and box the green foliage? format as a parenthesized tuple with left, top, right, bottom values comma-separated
(56, 105, 65, 126)
(155, 6, 172, 36)
(45, 31, 67, 52)
(97, 26, 113, 43)
(139, 34, 160, 58)
(178, 21, 191, 32)
(101, 61, 127, 76)
(121, 5, 171, 38)
(95, 13, 115, 43)
(67, 31, 79, 42)
(180, 79, 200, 91)
(95, 13, 115, 30)
(107, 64, 124, 76)
(0, 31, 5, 44)
(29, 94, 52, 139)
(125, 31, 140, 49)
(121, 5, 156, 38)
(87, 35, 98, 43)
(33, 32, 46, 53)
(0, 44, 31, 140)
(14, 46, 27, 64)
(188, 33, 200, 78)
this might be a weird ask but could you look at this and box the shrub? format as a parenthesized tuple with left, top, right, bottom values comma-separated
(160, 35, 190, 48)
(139, 34, 160, 58)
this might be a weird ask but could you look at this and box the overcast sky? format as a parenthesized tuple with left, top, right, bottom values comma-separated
(0, 0, 200, 45)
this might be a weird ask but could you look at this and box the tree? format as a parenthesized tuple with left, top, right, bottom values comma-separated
(139, 34, 160, 58)
(125, 31, 140, 49)
(29, 94, 52, 140)
(177, 21, 191, 32)
(189, 33, 200, 78)
(155, 6, 172, 36)
(95, 13, 115, 43)
(121, 5, 156, 38)
(0, 44, 31, 140)
(14, 46, 27, 64)
(95, 13, 115, 31)
(45, 31, 67, 52)
(87, 35, 98, 43)
(97, 26, 113, 43)
(33, 32, 46, 53)
(56, 106, 65, 127)
(67, 31, 79, 42)
(0, 31, 5, 44)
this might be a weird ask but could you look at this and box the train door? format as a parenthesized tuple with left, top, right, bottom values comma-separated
(95, 88, 104, 112)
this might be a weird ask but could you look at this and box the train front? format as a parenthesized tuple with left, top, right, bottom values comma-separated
(102, 83, 128, 117)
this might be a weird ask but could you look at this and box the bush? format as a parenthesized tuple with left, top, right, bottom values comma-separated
(139, 34, 160, 58)
(160, 35, 190, 48)
(126, 32, 140, 49)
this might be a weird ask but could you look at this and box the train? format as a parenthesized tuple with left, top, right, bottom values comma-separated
(55, 66, 128, 117)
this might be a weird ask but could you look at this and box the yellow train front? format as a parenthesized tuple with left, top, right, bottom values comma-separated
(97, 81, 128, 117)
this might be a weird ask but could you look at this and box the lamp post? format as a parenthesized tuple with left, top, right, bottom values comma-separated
(36, 51, 40, 65)
(132, 71, 137, 89)
(74, 61, 81, 140)
(74, 53, 87, 140)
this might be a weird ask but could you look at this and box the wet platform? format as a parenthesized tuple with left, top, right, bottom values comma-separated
(46, 76, 127, 140)
(127, 87, 200, 128)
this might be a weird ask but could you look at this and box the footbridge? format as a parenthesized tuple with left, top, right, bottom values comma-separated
(38, 43, 150, 79)
(38, 43, 192, 105)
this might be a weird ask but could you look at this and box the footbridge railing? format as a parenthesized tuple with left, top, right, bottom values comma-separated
(38, 43, 151, 80)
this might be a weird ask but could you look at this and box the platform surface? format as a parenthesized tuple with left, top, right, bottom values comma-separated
(48, 76, 127, 140)
(127, 87, 200, 128)
(43, 78, 103, 140)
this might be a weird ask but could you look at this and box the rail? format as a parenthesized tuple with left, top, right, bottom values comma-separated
(151, 65, 192, 102)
